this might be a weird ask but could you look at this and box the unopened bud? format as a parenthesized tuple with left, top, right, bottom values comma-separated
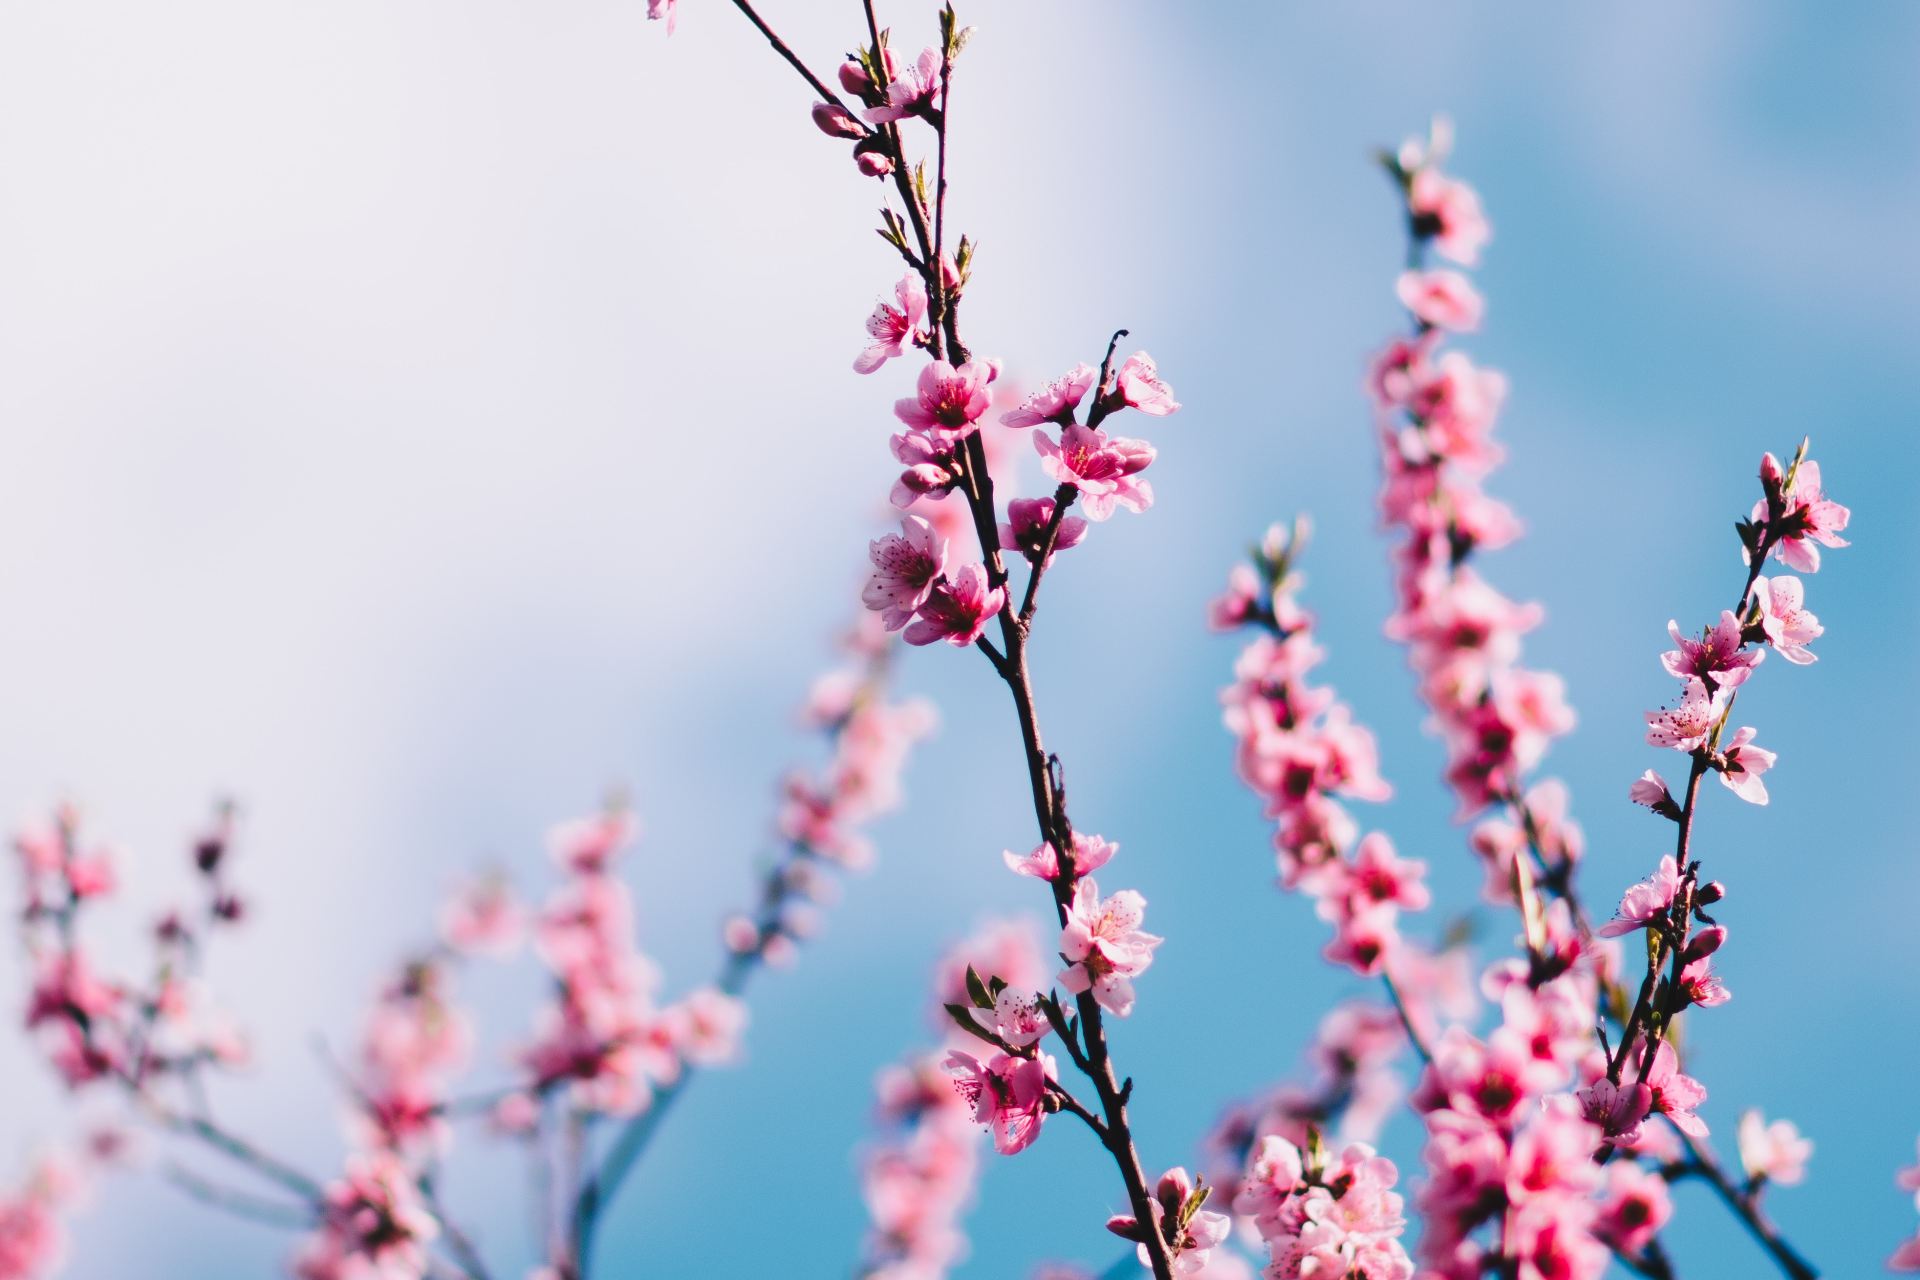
(854, 136, 895, 177)
(810, 101, 863, 140)
(1696, 880, 1726, 905)
(837, 58, 871, 96)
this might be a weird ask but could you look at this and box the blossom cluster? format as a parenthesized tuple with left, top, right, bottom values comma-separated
(727, 613, 938, 958)
(856, 920, 1045, 1280)
(14, 804, 250, 1095)
(1214, 519, 1424, 978)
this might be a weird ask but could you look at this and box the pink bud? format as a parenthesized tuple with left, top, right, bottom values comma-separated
(837, 59, 871, 96)
(855, 147, 895, 177)
(810, 102, 863, 140)
(1682, 925, 1727, 963)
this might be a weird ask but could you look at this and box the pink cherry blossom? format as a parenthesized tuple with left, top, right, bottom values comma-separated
(1628, 770, 1677, 816)
(863, 47, 940, 124)
(1000, 363, 1095, 428)
(854, 275, 929, 374)
(888, 430, 961, 507)
(1396, 268, 1484, 331)
(1716, 725, 1775, 805)
(1057, 880, 1162, 1017)
(1578, 1076, 1655, 1148)
(894, 358, 999, 441)
(1001, 831, 1115, 882)
(1754, 456, 1850, 573)
(1594, 1162, 1673, 1255)
(1738, 1110, 1812, 1187)
(1107, 1167, 1230, 1277)
(944, 1048, 1053, 1155)
(645, 0, 676, 36)
(437, 873, 522, 956)
(999, 497, 1088, 566)
(1643, 1040, 1709, 1137)
(1034, 424, 1156, 521)
(1662, 611, 1763, 689)
(986, 988, 1051, 1049)
(1114, 351, 1181, 416)
(1752, 575, 1822, 663)
(1644, 677, 1729, 752)
(1597, 856, 1680, 937)
(902, 563, 1005, 647)
(863, 515, 949, 631)
(1408, 167, 1490, 266)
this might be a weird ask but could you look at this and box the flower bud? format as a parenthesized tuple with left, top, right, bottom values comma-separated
(1696, 880, 1726, 905)
(837, 58, 871, 96)
(854, 136, 895, 177)
(1681, 924, 1727, 963)
(810, 101, 863, 140)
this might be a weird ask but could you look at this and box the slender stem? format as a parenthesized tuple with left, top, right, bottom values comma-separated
(161, 1164, 316, 1230)
(1679, 1133, 1818, 1280)
(724, 0, 868, 124)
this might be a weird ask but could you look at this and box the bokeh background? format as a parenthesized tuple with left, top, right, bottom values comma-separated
(1, 1, 1915, 1275)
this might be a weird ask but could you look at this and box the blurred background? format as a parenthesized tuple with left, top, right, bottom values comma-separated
(0, 0, 1915, 1275)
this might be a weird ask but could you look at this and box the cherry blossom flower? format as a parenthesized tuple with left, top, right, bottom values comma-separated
(1107, 1167, 1230, 1276)
(1396, 268, 1484, 331)
(944, 1048, 1054, 1155)
(1754, 455, 1850, 573)
(1597, 856, 1680, 937)
(1578, 1076, 1654, 1148)
(1628, 770, 1679, 819)
(297, 1152, 438, 1280)
(1594, 1162, 1673, 1255)
(1408, 167, 1490, 266)
(1716, 726, 1776, 805)
(645, 0, 676, 36)
(1034, 425, 1156, 521)
(1661, 611, 1763, 690)
(1000, 363, 1095, 428)
(854, 275, 929, 374)
(863, 47, 940, 124)
(903, 563, 1005, 647)
(1643, 1040, 1709, 1137)
(1644, 678, 1729, 752)
(999, 497, 1087, 566)
(1057, 880, 1162, 1017)
(863, 515, 949, 631)
(1752, 575, 1822, 664)
(1001, 831, 1115, 882)
(1738, 1109, 1812, 1188)
(888, 430, 961, 507)
(1113, 351, 1181, 417)
(894, 359, 999, 441)
(986, 988, 1051, 1049)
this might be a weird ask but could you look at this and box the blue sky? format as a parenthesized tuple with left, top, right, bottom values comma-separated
(0, 1, 1914, 1277)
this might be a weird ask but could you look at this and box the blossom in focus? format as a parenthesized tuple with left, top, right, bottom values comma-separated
(1752, 575, 1822, 664)
(1716, 726, 1776, 805)
(1596, 856, 1680, 938)
(1000, 363, 1095, 428)
(1644, 678, 1729, 752)
(1661, 612, 1763, 690)
(863, 47, 940, 124)
(1114, 351, 1180, 417)
(944, 1048, 1053, 1155)
(1034, 425, 1156, 521)
(999, 497, 1088, 567)
(1106, 1167, 1230, 1277)
(854, 275, 929, 374)
(1002, 831, 1115, 882)
(894, 359, 1000, 441)
(902, 563, 1005, 648)
(863, 516, 949, 632)
(1057, 880, 1162, 1017)
(1753, 455, 1850, 574)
